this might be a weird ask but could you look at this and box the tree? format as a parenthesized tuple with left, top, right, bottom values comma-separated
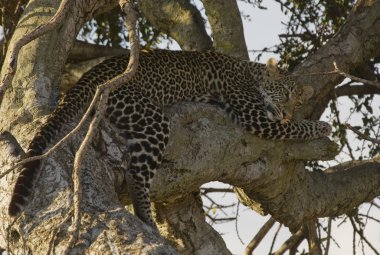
(0, 0, 379, 254)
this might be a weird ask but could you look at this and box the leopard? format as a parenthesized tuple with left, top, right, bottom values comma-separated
(8, 49, 331, 228)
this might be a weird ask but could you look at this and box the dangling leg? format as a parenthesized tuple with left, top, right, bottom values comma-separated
(107, 87, 170, 228)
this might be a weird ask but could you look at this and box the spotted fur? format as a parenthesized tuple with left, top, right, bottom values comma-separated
(9, 49, 331, 227)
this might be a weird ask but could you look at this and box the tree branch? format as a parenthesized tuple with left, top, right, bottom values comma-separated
(69, 40, 127, 61)
(244, 217, 276, 255)
(335, 84, 380, 97)
(139, 0, 212, 51)
(155, 192, 231, 254)
(345, 124, 380, 145)
(273, 226, 306, 255)
(294, 0, 380, 119)
(307, 221, 322, 255)
(202, 0, 249, 60)
(333, 61, 380, 89)
(0, 0, 73, 107)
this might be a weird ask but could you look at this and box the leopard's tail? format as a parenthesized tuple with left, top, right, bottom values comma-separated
(8, 86, 94, 216)
(8, 56, 128, 217)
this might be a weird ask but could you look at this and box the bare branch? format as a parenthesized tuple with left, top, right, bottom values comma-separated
(349, 217, 380, 255)
(272, 226, 306, 255)
(333, 61, 380, 90)
(244, 217, 276, 255)
(293, 0, 380, 119)
(139, 0, 212, 51)
(345, 124, 380, 145)
(200, 188, 234, 194)
(269, 223, 282, 255)
(335, 84, 380, 97)
(307, 221, 322, 255)
(324, 218, 332, 255)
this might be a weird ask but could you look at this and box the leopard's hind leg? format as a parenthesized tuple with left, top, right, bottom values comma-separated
(107, 86, 170, 228)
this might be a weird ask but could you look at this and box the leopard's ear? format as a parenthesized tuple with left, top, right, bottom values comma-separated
(302, 85, 314, 101)
(264, 58, 280, 81)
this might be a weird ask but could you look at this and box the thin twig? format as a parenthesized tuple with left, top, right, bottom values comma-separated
(349, 217, 380, 255)
(333, 61, 380, 90)
(200, 188, 234, 194)
(0, 0, 73, 107)
(244, 217, 276, 255)
(268, 223, 282, 255)
(324, 218, 332, 255)
(235, 202, 244, 245)
(345, 124, 380, 145)
(358, 213, 380, 224)
(63, 0, 139, 252)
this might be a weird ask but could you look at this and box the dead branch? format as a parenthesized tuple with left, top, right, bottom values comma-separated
(272, 226, 306, 255)
(333, 62, 380, 90)
(0, 0, 73, 107)
(269, 224, 282, 255)
(244, 217, 276, 255)
(349, 217, 380, 255)
(324, 218, 332, 255)
(200, 188, 234, 194)
(307, 221, 322, 255)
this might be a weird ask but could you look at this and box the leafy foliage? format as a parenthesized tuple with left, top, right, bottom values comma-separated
(254, 0, 355, 69)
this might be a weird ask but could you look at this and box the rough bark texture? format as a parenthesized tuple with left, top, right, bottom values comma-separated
(0, 0, 176, 254)
(139, 0, 212, 51)
(294, 0, 380, 119)
(202, 0, 249, 59)
(1, 0, 380, 254)
(154, 192, 231, 255)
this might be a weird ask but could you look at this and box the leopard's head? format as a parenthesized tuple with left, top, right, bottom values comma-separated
(260, 58, 314, 122)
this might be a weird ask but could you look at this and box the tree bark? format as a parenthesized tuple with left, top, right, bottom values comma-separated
(139, 0, 212, 51)
(294, 0, 380, 119)
(202, 0, 249, 59)
(0, 0, 176, 254)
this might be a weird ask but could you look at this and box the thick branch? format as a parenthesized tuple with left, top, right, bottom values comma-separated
(241, 158, 380, 231)
(335, 84, 380, 97)
(154, 193, 231, 255)
(202, 0, 249, 59)
(69, 40, 127, 61)
(295, 0, 380, 119)
(139, 0, 212, 51)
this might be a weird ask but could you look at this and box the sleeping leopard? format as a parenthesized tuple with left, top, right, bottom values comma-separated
(9, 49, 331, 228)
